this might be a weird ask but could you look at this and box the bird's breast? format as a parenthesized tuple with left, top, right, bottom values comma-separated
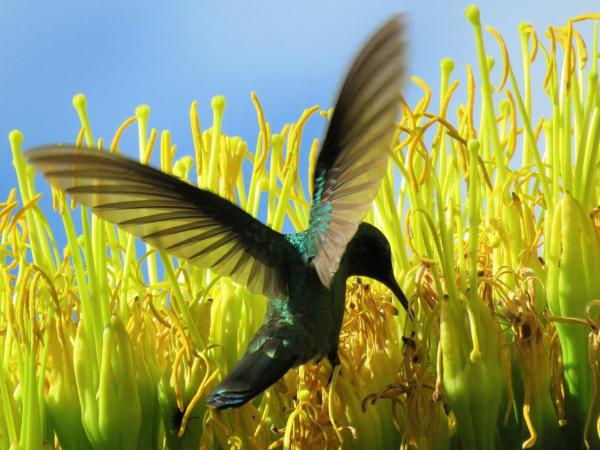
(283, 263, 347, 356)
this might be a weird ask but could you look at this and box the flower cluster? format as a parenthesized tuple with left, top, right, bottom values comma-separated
(1, 5, 599, 450)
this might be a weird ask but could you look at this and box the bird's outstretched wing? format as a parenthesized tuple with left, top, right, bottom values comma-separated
(26, 146, 293, 299)
(308, 15, 407, 287)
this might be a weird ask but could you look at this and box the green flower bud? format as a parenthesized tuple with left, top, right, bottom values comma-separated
(46, 321, 93, 450)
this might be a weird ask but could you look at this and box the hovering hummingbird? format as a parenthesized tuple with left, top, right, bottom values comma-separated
(26, 15, 408, 409)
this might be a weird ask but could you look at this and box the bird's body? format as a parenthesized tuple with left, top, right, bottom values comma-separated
(207, 223, 408, 408)
(26, 15, 408, 410)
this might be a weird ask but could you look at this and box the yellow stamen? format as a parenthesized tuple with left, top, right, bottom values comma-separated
(251, 92, 271, 176)
(8, 193, 42, 229)
(142, 128, 158, 164)
(189, 100, 204, 182)
(75, 127, 85, 147)
(571, 28, 588, 70)
(109, 116, 137, 153)
(504, 90, 518, 158)
(171, 346, 186, 411)
(522, 403, 537, 448)
(520, 23, 539, 64)
(411, 76, 432, 114)
(485, 25, 510, 92)
(178, 368, 220, 437)
(72, 93, 94, 146)
(466, 64, 476, 138)
(283, 105, 320, 179)
(0, 201, 18, 230)
(208, 95, 226, 192)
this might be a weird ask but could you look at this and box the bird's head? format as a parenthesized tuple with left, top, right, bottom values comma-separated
(345, 223, 410, 313)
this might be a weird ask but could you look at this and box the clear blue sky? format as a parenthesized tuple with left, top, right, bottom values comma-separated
(1, 0, 597, 230)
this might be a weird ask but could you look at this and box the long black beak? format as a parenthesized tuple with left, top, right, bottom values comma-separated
(381, 273, 414, 320)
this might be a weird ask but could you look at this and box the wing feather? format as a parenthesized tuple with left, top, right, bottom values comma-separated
(308, 16, 407, 286)
(26, 146, 293, 299)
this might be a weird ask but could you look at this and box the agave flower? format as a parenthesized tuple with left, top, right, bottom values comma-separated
(1, 5, 600, 450)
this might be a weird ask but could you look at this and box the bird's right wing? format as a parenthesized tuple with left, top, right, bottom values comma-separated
(27, 146, 294, 299)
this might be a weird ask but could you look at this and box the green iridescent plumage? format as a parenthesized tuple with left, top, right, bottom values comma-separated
(26, 15, 408, 409)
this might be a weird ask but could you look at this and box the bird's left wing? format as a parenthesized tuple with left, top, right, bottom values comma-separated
(308, 16, 406, 287)
(26, 146, 293, 299)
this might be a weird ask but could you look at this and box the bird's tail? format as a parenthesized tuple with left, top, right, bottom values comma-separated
(206, 338, 298, 409)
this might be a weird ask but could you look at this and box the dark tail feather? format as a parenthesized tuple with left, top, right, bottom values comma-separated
(206, 339, 297, 409)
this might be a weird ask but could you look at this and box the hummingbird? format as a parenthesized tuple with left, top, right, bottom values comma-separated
(26, 15, 408, 409)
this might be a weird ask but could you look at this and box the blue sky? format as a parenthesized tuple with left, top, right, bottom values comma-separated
(1, 0, 598, 234)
